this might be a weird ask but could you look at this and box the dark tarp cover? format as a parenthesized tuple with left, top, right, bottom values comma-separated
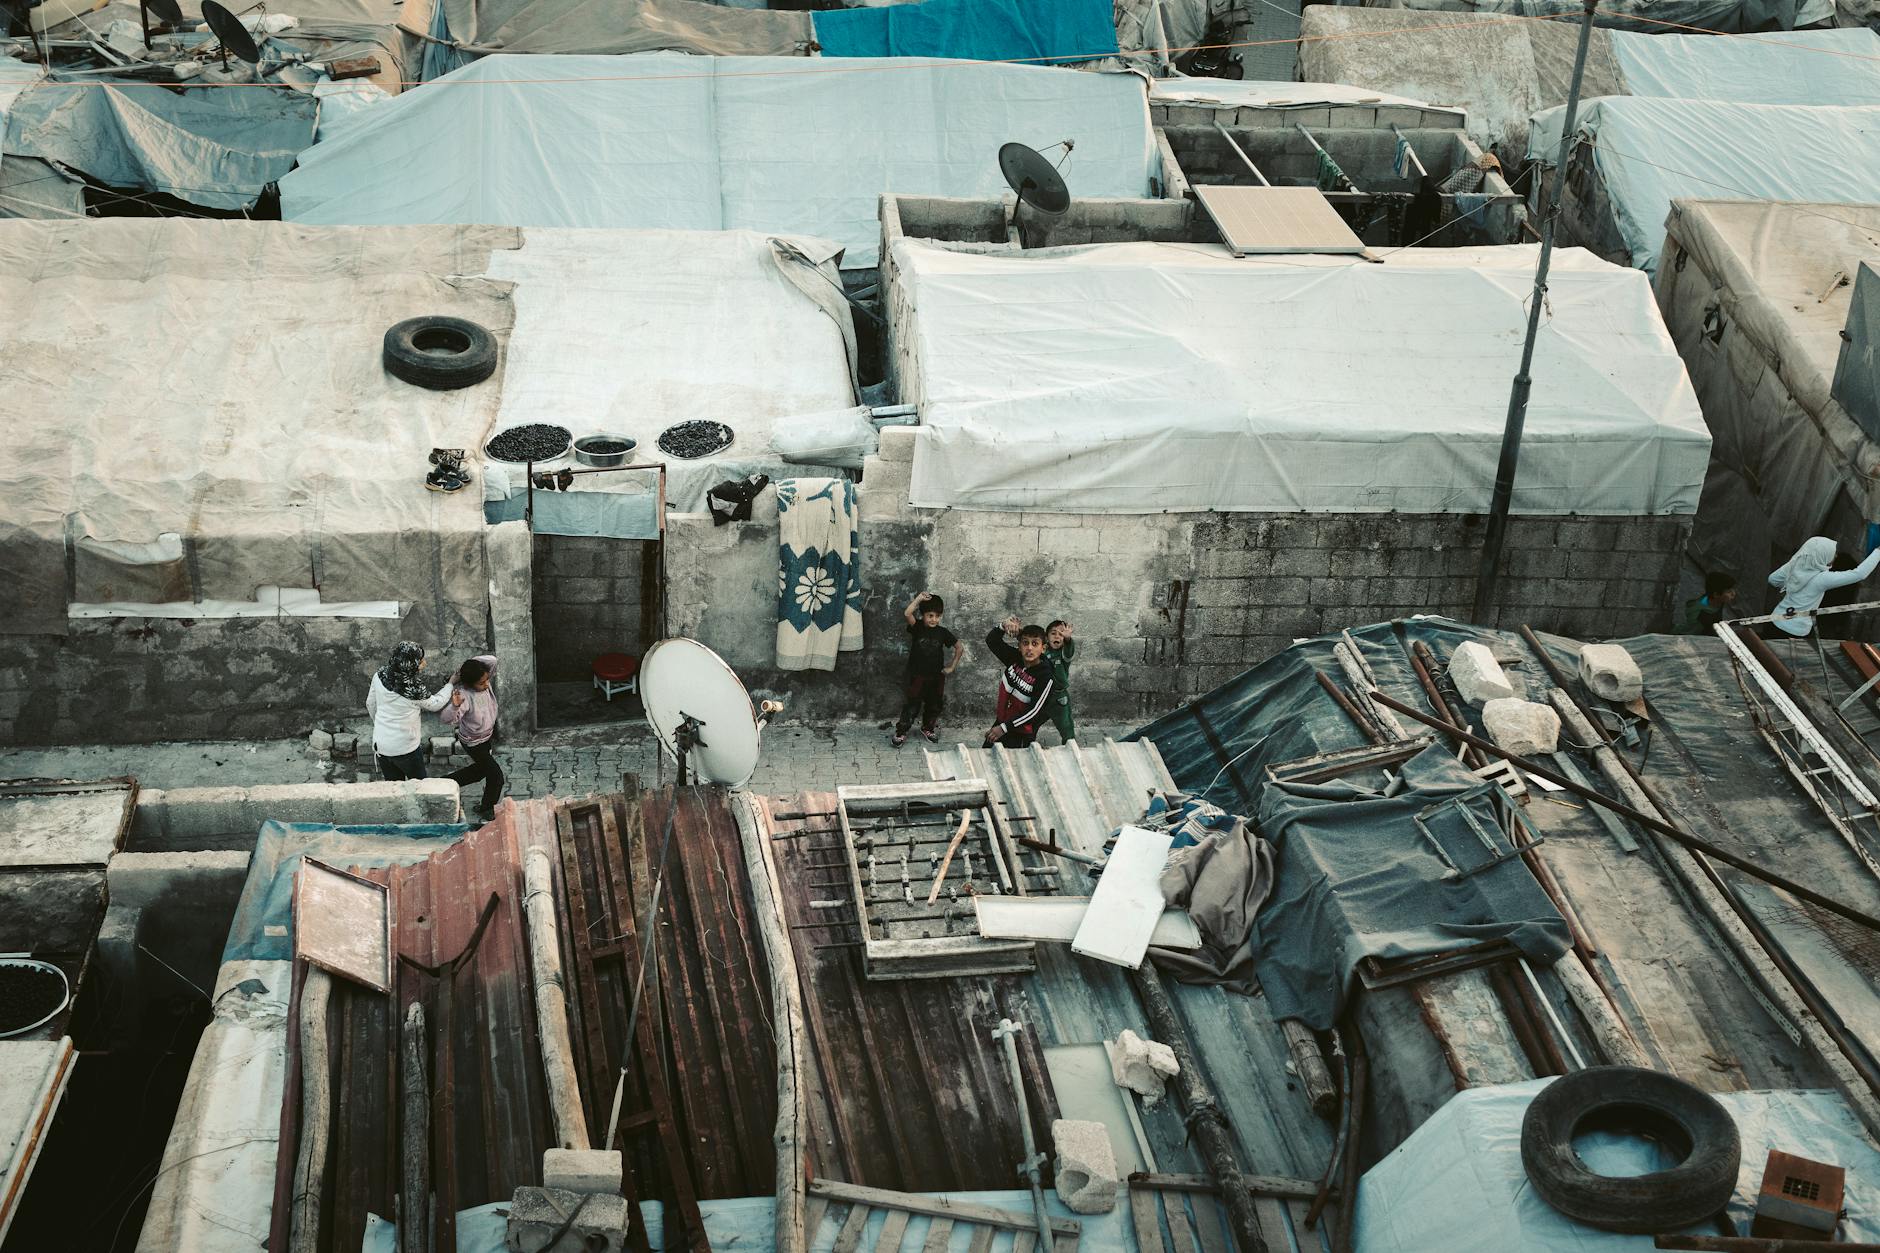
(1132, 618, 1570, 1027)
(812, 0, 1118, 64)
(1253, 744, 1570, 1028)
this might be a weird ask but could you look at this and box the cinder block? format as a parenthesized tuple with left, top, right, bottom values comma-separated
(1482, 698, 1560, 756)
(875, 425, 918, 463)
(429, 736, 456, 759)
(1579, 642, 1643, 701)
(543, 1149, 623, 1196)
(308, 728, 334, 754)
(1053, 1119, 1119, 1215)
(1325, 105, 1377, 128)
(1449, 641, 1515, 705)
(158, 786, 248, 840)
(107, 850, 251, 911)
(505, 1186, 629, 1253)
(1038, 528, 1100, 556)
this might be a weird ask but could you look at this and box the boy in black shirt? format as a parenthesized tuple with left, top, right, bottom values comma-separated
(893, 591, 963, 746)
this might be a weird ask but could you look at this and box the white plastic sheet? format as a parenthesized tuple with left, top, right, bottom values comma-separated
(480, 229, 856, 512)
(1355, 1079, 1880, 1251)
(1150, 78, 1449, 113)
(1610, 27, 1880, 103)
(898, 239, 1709, 515)
(1529, 98, 1880, 274)
(280, 54, 1158, 267)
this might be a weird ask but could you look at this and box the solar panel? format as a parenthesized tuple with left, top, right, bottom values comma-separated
(1194, 185, 1367, 257)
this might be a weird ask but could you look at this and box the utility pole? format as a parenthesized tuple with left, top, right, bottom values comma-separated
(1472, 0, 1601, 624)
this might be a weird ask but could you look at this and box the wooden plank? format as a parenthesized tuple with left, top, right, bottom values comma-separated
(1252, 1198, 1290, 1253)
(809, 1180, 1080, 1236)
(1163, 1199, 1199, 1253)
(555, 804, 613, 1144)
(1131, 1187, 1165, 1253)
(1129, 1173, 1325, 1201)
(839, 782, 992, 814)
(974, 897, 1201, 949)
(921, 1218, 955, 1253)
(806, 1197, 830, 1246)
(834, 1203, 872, 1253)
(1071, 827, 1174, 967)
(1288, 1198, 1328, 1253)
(875, 1209, 911, 1253)
(967, 1226, 995, 1253)
(1187, 1195, 1229, 1253)
(1013, 1232, 1036, 1253)
(1053, 1234, 1079, 1253)
(294, 858, 391, 991)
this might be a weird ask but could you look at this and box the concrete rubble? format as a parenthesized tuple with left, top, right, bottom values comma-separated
(1110, 1027, 1180, 1105)
(505, 1186, 630, 1253)
(1051, 1119, 1120, 1215)
(1449, 641, 1516, 705)
(1579, 643, 1644, 702)
(1482, 697, 1561, 757)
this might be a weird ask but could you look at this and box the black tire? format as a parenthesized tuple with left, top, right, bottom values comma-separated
(1520, 1066, 1740, 1233)
(382, 316, 498, 390)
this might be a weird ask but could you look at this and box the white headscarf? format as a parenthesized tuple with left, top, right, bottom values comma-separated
(1772, 536, 1838, 590)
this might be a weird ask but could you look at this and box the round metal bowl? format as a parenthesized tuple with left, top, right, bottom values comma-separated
(483, 423, 573, 467)
(574, 433, 638, 468)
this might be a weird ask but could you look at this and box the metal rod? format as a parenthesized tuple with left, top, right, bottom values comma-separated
(1519, 956, 1585, 1071)
(1728, 597, 1880, 627)
(1293, 124, 1359, 194)
(1212, 122, 1270, 186)
(1367, 688, 1880, 936)
(991, 1018, 1057, 1253)
(1013, 835, 1104, 866)
(1472, 0, 1600, 621)
(1389, 125, 1428, 178)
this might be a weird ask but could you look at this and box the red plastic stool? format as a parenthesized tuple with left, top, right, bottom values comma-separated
(592, 653, 639, 701)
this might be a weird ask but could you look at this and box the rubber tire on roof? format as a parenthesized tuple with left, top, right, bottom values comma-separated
(383, 316, 498, 390)
(1520, 1066, 1740, 1234)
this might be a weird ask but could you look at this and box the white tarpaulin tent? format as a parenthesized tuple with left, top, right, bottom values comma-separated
(895, 239, 1709, 515)
(1527, 99, 1880, 274)
(280, 53, 1159, 268)
(1355, 1079, 1880, 1250)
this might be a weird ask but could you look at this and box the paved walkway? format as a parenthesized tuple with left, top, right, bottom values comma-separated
(0, 719, 1144, 807)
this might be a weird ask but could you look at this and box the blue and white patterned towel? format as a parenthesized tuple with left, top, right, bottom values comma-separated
(776, 477, 863, 671)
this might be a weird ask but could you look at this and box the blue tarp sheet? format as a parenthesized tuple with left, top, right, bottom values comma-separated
(813, 0, 1118, 64)
(221, 819, 468, 964)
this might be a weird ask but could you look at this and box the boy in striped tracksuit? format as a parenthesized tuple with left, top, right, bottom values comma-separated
(982, 617, 1056, 749)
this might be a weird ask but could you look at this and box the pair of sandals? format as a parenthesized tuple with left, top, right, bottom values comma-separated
(426, 447, 472, 494)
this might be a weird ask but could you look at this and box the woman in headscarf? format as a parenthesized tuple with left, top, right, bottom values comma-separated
(1767, 536, 1880, 638)
(365, 640, 453, 781)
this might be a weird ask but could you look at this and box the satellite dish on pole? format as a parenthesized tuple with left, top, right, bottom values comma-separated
(201, 0, 260, 66)
(999, 141, 1072, 250)
(639, 638, 767, 787)
(138, 0, 181, 47)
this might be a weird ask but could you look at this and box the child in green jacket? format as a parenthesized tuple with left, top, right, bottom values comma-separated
(1044, 620, 1076, 743)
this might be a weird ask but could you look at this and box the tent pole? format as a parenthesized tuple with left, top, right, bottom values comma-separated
(1472, 0, 1599, 624)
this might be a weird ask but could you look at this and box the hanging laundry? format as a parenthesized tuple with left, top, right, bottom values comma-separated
(775, 478, 864, 671)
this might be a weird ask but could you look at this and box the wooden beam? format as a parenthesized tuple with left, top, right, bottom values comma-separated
(808, 1180, 1080, 1235)
(1128, 1173, 1327, 1201)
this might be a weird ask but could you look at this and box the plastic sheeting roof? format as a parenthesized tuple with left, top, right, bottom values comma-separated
(1356, 1080, 1880, 1250)
(1609, 27, 1880, 102)
(280, 54, 1158, 268)
(897, 239, 1709, 515)
(1531, 98, 1880, 274)
(3, 81, 317, 211)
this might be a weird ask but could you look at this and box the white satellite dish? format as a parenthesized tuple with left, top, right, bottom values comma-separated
(639, 637, 764, 786)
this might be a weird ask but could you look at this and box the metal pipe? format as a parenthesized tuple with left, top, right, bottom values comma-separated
(1472, 0, 1600, 621)
(1389, 125, 1429, 178)
(1519, 956, 1585, 1071)
(1366, 688, 1880, 936)
(991, 1018, 1057, 1253)
(1729, 597, 1880, 627)
(1212, 122, 1271, 186)
(1315, 670, 1383, 745)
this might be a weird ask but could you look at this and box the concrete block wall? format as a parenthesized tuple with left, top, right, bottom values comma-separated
(656, 426, 1691, 727)
(531, 534, 652, 683)
(130, 780, 462, 851)
(0, 611, 486, 747)
(1147, 102, 1469, 133)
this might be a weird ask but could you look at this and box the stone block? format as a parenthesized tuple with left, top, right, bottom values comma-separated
(308, 728, 334, 754)
(875, 425, 918, 463)
(1110, 1028, 1179, 1105)
(1325, 105, 1377, 128)
(1482, 698, 1560, 757)
(1053, 1120, 1119, 1215)
(429, 736, 456, 759)
(331, 733, 358, 761)
(107, 850, 251, 911)
(1449, 641, 1515, 705)
(505, 1186, 629, 1253)
(1579, 643, 1643, 701)
(156, 786, 248, 841)
(543, 1148, 623, 1196)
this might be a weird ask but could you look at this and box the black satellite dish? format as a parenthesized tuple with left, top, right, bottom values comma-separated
(999, 141, 1072, 250)
(137, 0, 181, 49)
(201, 0, 260, 65)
